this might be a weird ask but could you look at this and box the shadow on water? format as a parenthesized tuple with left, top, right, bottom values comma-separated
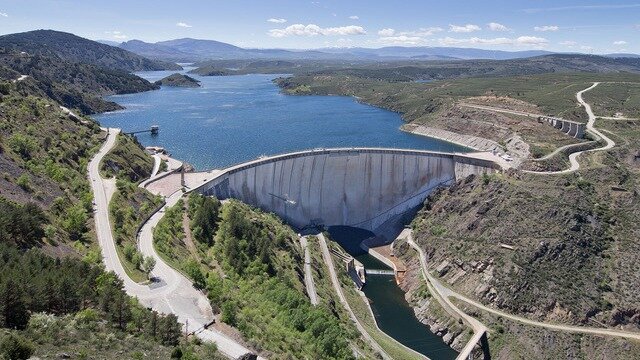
(328, 226, 458, 360)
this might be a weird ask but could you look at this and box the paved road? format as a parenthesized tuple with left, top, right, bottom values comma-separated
(89, 128, 260, 359)
(459, 103, 542, 118)
(299, 236, 319, 306)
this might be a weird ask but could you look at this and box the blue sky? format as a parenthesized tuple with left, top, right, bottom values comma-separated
(1, 0, 639, 53)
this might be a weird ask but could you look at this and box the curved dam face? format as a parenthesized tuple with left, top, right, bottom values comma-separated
(195, 148, 498, 232)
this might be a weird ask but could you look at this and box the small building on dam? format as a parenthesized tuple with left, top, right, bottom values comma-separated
(194, 148, 500, 233)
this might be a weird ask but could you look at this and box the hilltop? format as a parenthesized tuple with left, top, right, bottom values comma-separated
(0, 30, 181, 72)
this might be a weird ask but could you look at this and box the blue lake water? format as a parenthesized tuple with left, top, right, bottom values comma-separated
(94, 71, 468, 170)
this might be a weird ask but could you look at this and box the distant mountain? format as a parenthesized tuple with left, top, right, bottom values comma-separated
(0, 30, 181, 71)
(156, 38, 245, 58)
(318, 46, 553, 60)
(96, 39, 122, 47)
(117, 37, 557, 62)
(605, 53, 640, 59)
(120, 39, 201, 62)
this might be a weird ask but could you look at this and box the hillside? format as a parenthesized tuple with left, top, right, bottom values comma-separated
(0, 49, 159, 114)
(0, 30, 180, 72)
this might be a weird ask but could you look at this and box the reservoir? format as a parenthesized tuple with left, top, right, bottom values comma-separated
(95, 71, 462, 359)
(95, 71, 468, 170)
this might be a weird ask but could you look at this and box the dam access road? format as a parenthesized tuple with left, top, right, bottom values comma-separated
(89, 128, 261, 359)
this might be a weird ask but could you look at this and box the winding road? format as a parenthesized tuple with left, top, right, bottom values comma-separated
(405, 230, 640, 359)
(524, 82, 615, 174)
(89, 128, 260, 359)
(464, 83, 617, 175)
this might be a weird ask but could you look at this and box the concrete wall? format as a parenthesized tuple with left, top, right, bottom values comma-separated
(196, 148, 497, 232)
(539, 116, 585, 139)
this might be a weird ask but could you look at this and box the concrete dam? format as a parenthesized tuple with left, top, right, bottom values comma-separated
(195, 148, 500, 232)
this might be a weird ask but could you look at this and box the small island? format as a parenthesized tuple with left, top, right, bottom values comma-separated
(188, 65, 230, 76)
(154, 73, 201, 87)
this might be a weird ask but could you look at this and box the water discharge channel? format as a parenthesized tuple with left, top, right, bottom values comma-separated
(329, 226, 458, 360)
(95, 71, 464, 359)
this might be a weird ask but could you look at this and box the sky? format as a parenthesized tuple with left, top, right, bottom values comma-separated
(0, 0, 639, 54)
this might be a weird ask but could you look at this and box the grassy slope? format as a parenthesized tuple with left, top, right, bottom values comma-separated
(583, 82, 640, 118)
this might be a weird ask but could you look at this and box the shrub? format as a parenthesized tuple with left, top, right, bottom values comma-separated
(0, 333, 34, 360)
(16, 173, 30, 191)
(8, 134, 37, 159)
(184, 260, 205, 290)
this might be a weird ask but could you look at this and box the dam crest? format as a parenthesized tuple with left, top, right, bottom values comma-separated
(194, 148, 502, 232)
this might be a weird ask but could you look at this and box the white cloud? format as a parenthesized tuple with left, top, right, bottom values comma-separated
(613, 40, 627, 45)
(487, 22, 509, 31)
(267, 18, 287, 23)
(268, 24, 366, 37)
(438, 36, 548, 47)
(580, 45, 594, 51)
(516, 36, 548, 45)
(559, 40, 577, 46)
(104, 30, 127, 40)
(378, 28, 395, 36)
(377, 27, 442, 38)
(378, 35, 424, 45)
(0, 12, 8, 17)
(534, 25, 559, 32)
(176, 22, 192, 28)
(349, 15, 359, 20)
(449, 24, 481, 33)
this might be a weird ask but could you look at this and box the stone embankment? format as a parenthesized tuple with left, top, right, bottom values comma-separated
(402, 123, 501, 152)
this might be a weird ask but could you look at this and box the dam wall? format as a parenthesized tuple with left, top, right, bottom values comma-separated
(196, 148, 498, 232)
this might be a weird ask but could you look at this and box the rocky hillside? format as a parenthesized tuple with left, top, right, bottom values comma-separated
(0, 30, 180, 71)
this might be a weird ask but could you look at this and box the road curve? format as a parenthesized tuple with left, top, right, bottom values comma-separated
(406, 231, 640, 345)
(524, 82, 616, 175)
(89, 128, 260, 359)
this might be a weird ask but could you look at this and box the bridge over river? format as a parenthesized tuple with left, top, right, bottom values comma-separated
(192, 148, 503, 233)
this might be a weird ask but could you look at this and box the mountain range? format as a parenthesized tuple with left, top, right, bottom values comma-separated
(114, 37, 640, 63)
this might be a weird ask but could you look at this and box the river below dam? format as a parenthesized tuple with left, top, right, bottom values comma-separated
(95, 70, 462, 359)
